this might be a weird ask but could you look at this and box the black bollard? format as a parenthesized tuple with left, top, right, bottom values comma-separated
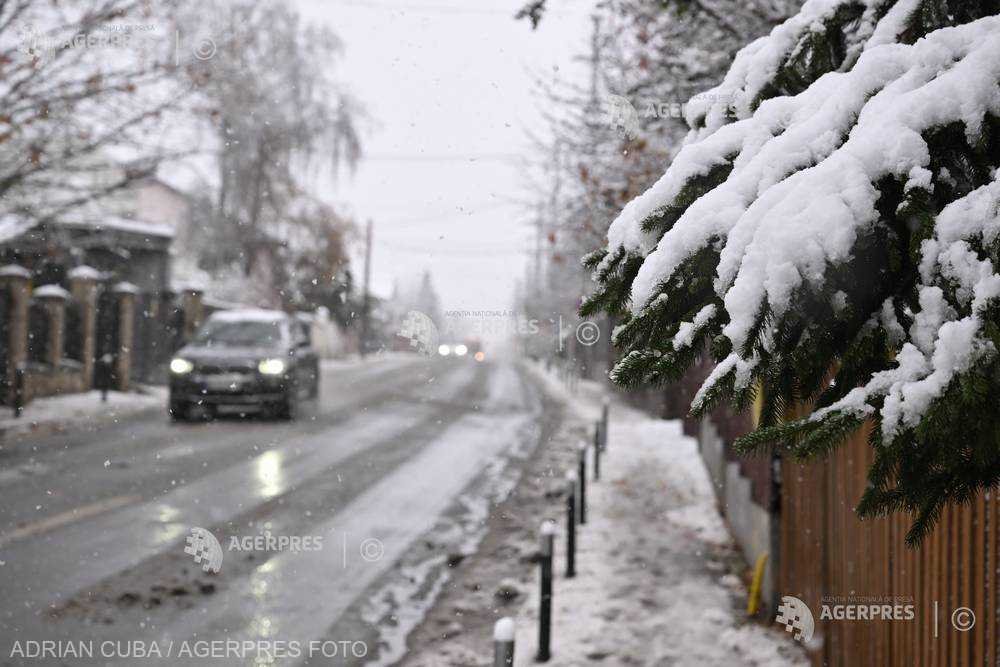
(536, 521, 555, 662)
(13, 365, 25, 418)
(565, 472, 576, 578)
(593, 427, 601, 482)
(600, 401, 609, 450)
(577, 447, 587, 525)
(97, 354, 114, 402)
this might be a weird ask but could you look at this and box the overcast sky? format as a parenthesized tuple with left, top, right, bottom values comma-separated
(293, 0, 598, 312)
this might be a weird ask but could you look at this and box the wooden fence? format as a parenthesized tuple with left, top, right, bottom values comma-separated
(780, 420, 997, 665)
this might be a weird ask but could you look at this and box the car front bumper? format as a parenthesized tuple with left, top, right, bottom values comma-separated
(169, 373, 291, 406)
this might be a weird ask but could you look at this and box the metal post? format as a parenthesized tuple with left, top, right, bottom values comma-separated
(97, 353, 113, 402)
(600, 401, 609, 450)
(577, 446, 587, 525)
(593, 424, 601, 481)
(565, 472, 576, 579)
(13, 365, 25, 418)
(493, 617, 515, 667)
(536, 520, 555, 662)
(360, 219, 373, 356)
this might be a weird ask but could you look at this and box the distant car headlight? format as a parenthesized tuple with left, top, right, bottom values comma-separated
(170, 358, 194, 374)
(438, 344, 451, 356)
(454, 344, 468, 356)
(258, 358, 286, 375)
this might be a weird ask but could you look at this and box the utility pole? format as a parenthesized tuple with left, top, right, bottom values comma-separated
(360, 219, 373, 356)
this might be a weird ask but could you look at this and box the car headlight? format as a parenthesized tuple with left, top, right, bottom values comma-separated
(258, 358, 286, 375)
(170, 358, 194, 374)
(454, 344, 468, 356)
(438, 344, 451, 356)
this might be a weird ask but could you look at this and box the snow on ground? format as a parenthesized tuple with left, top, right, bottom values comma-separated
(320, 351, 427, 371)
(400, 362, 805, 666)
(509, 370, 805, 666)
(353, 361, 541, 665)
(0, 388, 166, 442)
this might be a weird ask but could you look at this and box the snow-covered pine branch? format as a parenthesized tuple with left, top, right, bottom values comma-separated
(583, 0, 1000, 544)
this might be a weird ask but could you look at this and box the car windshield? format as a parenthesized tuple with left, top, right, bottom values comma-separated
(192, 320, 284, 347)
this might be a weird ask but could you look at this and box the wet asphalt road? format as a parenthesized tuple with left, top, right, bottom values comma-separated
(0, 355, 544, 665)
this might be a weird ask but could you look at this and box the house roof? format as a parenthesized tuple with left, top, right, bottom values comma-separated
(0, 216, 37, 245)
(58, 215, 175, 239)
(0, 214, 174, 248)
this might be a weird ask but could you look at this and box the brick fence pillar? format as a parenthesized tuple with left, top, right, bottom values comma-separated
(0, 265, 30, 405)
(68, 266, 101, 389)
(112, 282, 139, 392)
(33, 285, 70, 367)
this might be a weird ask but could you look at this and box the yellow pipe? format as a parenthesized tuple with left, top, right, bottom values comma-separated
(747, 552, 768, 616)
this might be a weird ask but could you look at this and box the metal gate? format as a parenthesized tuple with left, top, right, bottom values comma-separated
(26, 298, 49, 364)
(95, 288, 120, 359)
(64, 297, 84, 363)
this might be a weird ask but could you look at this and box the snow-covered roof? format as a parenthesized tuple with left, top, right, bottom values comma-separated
(208, 308, 290, 323)
(67, 265, 103, 281)
(33, 284, 71, 300)
(0, 212, 174, 246)
(0, 217, 36, 245)
(0, 264, 31, 279)
(70, 216, 174, 239)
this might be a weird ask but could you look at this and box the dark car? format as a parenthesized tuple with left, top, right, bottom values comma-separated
(168, 309, 319, 421)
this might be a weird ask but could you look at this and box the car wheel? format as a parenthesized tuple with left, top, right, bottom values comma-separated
(276, 388, 298, 421)
(169, 401, 189, 422)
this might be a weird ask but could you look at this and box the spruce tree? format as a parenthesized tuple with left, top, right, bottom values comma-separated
(582, 0, 1000, 544)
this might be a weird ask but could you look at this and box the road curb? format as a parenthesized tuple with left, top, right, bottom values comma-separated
(0, 401, 163, 451)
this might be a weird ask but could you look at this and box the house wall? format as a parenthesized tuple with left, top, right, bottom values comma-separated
(667, 349, 778, 612)
(134, 180, 193, 255)
(698, 416, 776, 612)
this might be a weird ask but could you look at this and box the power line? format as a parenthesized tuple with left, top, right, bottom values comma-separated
(376, 200, 521, 225)
(328, 0, 593, 18)
(364, 152, 540, 164)
(326, 0, 515, 15)
(375, 238, 530, 256)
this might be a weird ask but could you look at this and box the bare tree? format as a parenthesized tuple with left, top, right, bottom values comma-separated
(0, 0, 197, 230)
(517, 0, 800, 370)
(185, 0, 364, 304)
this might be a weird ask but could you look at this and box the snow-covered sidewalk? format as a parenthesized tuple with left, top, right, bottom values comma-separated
(398, 362, 805, 666)
(0, 388, 166, 444)
(509, 371, 806, 665)
(482, 370, 796, 667)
